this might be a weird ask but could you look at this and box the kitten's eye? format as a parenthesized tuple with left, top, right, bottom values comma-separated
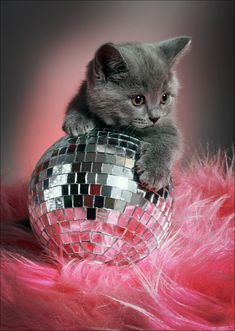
(160, 93, 169, 104)
(131, 95, 145, 106)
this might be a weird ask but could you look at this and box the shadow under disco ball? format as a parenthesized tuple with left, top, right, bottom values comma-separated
(28, 128, 174, 267)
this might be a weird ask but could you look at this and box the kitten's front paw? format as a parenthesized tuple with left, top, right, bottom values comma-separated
(135, 144, 170, 191)
(63, 113, 95, 136)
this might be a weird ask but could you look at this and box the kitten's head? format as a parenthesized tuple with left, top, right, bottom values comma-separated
(86, 37, 191, 129)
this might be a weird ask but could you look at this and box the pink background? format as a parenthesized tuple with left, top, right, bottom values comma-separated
(1, 1, 234, 184)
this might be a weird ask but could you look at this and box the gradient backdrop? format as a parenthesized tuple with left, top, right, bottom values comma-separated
(1, 1, 234, 184)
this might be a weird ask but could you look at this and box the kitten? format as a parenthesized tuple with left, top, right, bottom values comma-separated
(62, 37, 191, 190)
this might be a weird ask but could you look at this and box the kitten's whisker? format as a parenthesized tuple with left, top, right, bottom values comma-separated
(129, 125, 136, 136)
(127, 125, 131, 133)
(125, 125, 130, 134)
(127, 124, 134, 136)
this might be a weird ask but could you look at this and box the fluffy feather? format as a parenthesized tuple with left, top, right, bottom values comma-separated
(1, 153, 234, 330)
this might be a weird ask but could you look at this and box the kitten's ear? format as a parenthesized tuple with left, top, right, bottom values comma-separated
(158, 36, 191, 67)
(94, 43, 128, 79)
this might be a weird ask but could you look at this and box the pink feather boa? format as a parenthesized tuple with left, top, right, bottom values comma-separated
(1, 153, 234, 330)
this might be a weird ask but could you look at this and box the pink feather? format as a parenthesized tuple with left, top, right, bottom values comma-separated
(1, 152, 234, 330)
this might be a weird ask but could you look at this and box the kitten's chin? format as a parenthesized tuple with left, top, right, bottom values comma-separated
(131, 123, 155, 129)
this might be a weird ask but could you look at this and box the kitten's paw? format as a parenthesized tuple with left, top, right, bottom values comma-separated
(63, 113, 95, 136)
(63, 121, 79, 136)
(135, 144, 170, 191)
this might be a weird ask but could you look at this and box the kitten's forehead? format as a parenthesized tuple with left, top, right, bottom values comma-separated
(119, 43, 169, 90)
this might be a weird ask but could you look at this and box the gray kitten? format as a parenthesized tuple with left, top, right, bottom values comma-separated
(63, 37, 191, 190)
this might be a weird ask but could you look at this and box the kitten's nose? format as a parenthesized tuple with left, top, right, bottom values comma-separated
(149, 117, 160, 124)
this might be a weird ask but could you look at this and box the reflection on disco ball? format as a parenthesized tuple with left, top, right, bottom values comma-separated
(28, 128, 174, 266)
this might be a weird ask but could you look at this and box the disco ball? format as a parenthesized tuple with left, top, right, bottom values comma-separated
(28, 128, 174, 266)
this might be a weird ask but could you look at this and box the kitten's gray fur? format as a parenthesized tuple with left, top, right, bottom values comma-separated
(63, 37, 191, 190)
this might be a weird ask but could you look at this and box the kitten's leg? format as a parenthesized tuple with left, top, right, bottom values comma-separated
(135, 126, 180, 191)
(136, 143, 171, 190)
(62, 110, 95, 136)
